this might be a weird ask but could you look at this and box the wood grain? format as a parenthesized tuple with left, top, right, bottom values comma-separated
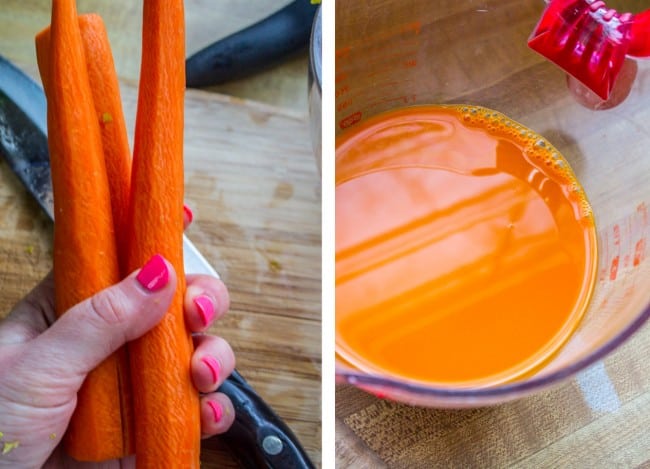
(0, 64, 320, 469)
(336, 0, 650, 467)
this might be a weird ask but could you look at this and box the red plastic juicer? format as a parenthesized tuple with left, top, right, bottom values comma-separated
(528, 0, 650, 101)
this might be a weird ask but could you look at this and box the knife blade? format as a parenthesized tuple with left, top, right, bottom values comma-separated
(0, 55, 314, 469)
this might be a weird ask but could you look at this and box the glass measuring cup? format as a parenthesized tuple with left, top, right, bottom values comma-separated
(335, 0, 650, 407)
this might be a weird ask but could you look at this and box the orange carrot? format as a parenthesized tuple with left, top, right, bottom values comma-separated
(36, 14, 132, 269)
(75, 15, 135, 453)
(42, 0, 125, 461)
(126, 0, 199, 466)
(36, 19, 135, 453)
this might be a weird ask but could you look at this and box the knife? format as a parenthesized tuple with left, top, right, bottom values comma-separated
(186, 0, 319, 88)
(0, 55, 315, 469)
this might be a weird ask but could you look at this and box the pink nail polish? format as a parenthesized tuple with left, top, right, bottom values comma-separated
(183, 204, 194, 224)
(201, 356, 221, 383)
(207, 400, 223, 423)
(136, 254, 169, 292)
(194, 295, 215, 326)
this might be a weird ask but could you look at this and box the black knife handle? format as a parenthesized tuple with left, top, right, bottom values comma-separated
(207, 370, 316, 469)
(186, 0, 319, 87)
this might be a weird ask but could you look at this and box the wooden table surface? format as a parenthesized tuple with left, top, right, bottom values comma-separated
(0, 1, 320, 467)
(335, 0, 650, 467)
(1, 0, 310, 113)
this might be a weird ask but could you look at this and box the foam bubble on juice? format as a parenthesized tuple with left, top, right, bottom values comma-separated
(456, 105, 594, 221)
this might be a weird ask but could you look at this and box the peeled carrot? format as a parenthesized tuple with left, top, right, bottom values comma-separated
(74, 16, 135, 453)
(36, 19, 135, 453)
(36, 14, 132, 269)
(42, 0, 125, 461)
(36, 12, 135, 459)
(126, 0, 199, 466)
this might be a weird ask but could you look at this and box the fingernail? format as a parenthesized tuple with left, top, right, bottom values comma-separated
(194, 295, 215, 326)
(136, 254, 169, 292)
(183, 204, 194, 224)
(201, 356, 221, 383)
(207, 400, 223, 423)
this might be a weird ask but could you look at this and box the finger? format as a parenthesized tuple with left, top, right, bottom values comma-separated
(200, 392, 235, 437)
(184, 274, 230, 332)
(183, 203, 194, 230)
(26, 254, 177, 382)
(0, 272, 56, 344)
(191, 334, 236, 393)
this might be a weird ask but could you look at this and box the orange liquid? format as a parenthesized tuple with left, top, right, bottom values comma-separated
(336, 105, 598, 387)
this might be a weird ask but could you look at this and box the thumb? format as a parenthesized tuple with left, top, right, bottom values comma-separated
(27, 254, 176, 382)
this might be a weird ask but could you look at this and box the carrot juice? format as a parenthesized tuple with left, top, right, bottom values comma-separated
(335, 105, 598, 387)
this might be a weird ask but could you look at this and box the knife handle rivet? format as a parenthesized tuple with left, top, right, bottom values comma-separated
(262, 435, 283, 456)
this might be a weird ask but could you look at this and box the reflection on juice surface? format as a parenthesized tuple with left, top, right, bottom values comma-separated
(335, 105, 598, 387)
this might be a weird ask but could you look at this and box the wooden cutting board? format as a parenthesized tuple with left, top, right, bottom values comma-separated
(0, 71, 321, 467)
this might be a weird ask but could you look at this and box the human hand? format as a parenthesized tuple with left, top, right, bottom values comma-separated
(0, 254, 235, 468)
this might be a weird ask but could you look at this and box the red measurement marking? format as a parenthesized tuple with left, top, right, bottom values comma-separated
(335, 84, 350, 98)
(610, 256, 620, 280)
(613, 224, 621, 246)
(634, 238, 646, 266)
(599, 267, 607, 282)
(340, 112, 362, 130)
(364, 21, 423, 46)
(365, 48, 419, 72)
(402, 21, 422, 35)
(404, 59, 418, 68)
(638, 202, 649, 226)
(336, 46, 351, 60)
(365, 94, 418, 112)
(622, 284, 636, 303)
(337, 100, 352, 112)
